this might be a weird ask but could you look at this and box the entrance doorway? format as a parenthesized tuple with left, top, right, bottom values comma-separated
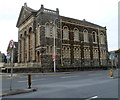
(37, 51, 40, 63)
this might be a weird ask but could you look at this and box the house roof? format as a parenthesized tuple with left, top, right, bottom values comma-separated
(16, 4, 37, 27)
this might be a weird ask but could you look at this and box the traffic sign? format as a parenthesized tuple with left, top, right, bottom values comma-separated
(10, 40, 14, 49)
(6, 56, 10, 62)
(52, 53, 56, 59)
(109, 54, 114, 60)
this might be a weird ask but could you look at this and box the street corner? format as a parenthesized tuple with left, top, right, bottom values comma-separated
(0, 88, 38, 97)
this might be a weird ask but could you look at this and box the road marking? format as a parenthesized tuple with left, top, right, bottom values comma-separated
(32, 78, 46, 81)
(18, 78, 46, 83)
(18, 80, 27, 82)
(6, 78, 11, 79)
(19, 77, 26, 79)
(86, 96, 98, 100)
(61, 76, 78, 78)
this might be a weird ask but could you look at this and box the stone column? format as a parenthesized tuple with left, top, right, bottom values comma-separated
(32, 33, 36, 61)
(24, 37, 27, 63)
(21, 38, 24, 63)
(18, 40, 21, 63)
(26, 35, 30, 62)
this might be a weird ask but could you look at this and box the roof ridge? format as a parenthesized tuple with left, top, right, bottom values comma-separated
(23, 5, 37, 12)
(60, 16, 104, 28)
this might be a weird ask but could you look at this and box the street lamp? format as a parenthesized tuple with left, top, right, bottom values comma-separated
(50, 18, 58, 72)
(9, 40, 14, 90)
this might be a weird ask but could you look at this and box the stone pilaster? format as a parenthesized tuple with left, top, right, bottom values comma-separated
(26, 35, 30, 62)
(32, 33, 36, 61)
(18, 40, 21, 63)
(24, 37, 27, 62)
(21, 38, 24, 62)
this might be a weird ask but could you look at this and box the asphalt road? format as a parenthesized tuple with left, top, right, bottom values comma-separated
(1, 70, 119, 99)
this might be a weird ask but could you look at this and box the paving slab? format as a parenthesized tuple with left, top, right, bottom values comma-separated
(0, 88, 37, 97)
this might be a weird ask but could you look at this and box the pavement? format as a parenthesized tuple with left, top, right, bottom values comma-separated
(0, 88, 37, 97)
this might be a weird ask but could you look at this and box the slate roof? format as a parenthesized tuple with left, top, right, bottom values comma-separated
(60, 16, 104, 28)
(16, 4, 105, 29)
(16, 5, 37, 27)
(23, 6, 37, 13)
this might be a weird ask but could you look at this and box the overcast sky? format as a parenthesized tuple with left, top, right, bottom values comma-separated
(0, 0, 119, 54)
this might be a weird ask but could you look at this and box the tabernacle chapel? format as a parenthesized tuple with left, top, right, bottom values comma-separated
(16, 3, 108, 70)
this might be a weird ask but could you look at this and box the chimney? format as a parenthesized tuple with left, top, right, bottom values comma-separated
(24, 3, 27, 7)
(83, 19, 86, 21)
(56, 8, 59, 15)
(41, 4, 44, 9)
(40, 4, 44, 14)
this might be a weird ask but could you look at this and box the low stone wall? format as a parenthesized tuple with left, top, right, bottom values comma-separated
(4, 65, 109, 73)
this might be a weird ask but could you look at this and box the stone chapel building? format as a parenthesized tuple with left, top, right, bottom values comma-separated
(16, 3, 108, 70)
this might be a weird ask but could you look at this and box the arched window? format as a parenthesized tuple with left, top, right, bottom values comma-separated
(45, 23, 50, 37)
(74, 46, 81, 58)
(45, 23, 56, 38)
(29, 27, 32, 34)
(24, 31, 27, 62)
(20, 34, 22, 38)
(36, 24, 40, 46)
(83, 29, 88, 42)
(28, 27, 33, 61)
(28, 27, 32, 47)
(74, 28, 79, 41)
(24, 31, 27, 37)
(92, 31, 97, 43)
(63, 26, 69, 40)
(62, 46, 70, 58)
(100, 32, 105, 44)
(84, 47, 90, 59)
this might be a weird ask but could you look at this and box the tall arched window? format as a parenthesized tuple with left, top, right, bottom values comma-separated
(92, 31, 97, 43)
(36, 24, 40, 46)
(28, 27, 33, 62)
(45, 23, 56, 38)
(45, 23, 50, 37)
(24, 31, 27, 62)
(100, 32, 105, 44)
(63, 26, 69, 40)
(74, 28, 79, 41)
(24, 31, 27, 37)
(29, 27, 32, 48)
(83, 29, 88, 42)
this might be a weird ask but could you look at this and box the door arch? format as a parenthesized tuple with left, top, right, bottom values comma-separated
(37, 51, 40, 63)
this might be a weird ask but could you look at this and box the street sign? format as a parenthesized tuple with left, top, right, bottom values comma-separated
(52, 54, 56, 62)
(6, 56, 10, 59)
(109, 54, 114, 60)
(6, 56, 10, 62)
(52, 53, 56, 59)
(10, 40, 14, 49)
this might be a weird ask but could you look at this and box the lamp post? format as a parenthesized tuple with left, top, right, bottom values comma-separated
(51, 18, 58, 72)
(53, 25, 56, 72)
(9, 40, 14, 90)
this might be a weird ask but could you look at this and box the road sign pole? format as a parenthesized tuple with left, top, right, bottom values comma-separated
(10, 40, 14, 90)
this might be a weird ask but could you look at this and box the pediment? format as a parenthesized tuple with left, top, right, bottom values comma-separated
(16, 6, 33, 27)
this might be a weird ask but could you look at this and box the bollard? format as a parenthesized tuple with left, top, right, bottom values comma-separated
(28, 74, 32, 89)
(109, 69, 113, 77)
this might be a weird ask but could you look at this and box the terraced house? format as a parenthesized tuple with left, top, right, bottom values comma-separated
(16, 3, 108, 71)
